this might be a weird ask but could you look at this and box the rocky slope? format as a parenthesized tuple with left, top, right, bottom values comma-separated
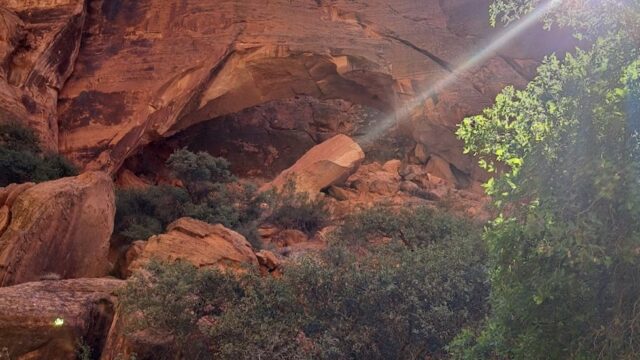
(0, 0, 572, 186)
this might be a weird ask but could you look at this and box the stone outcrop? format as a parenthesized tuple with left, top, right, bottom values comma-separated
(114, 168, 151, 189)
(0, 277, 124, 359)
(0, 172, 115, 286)
(124, 217, 258, 276)
(0, 0, 572, 183)
(262, 134, 365, 195)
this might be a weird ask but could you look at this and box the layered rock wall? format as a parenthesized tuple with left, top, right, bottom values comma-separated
(0, 0, 86, 151)
(1, 0, 573, 182)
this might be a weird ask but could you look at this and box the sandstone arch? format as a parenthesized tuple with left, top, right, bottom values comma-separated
(0, 0, 574, 183)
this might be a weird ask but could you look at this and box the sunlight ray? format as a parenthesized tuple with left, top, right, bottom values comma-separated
(359, 0, 564, 146)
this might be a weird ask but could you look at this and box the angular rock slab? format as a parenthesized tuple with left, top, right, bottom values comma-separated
(0, 278, 124, 360)
(262, 134, 365, 195)
(0, 172, 115, 286)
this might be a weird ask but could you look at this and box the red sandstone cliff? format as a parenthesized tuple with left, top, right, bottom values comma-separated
(0, 0, 572, 184)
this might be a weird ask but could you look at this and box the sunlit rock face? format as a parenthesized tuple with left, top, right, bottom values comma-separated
(262, 134, 365, 196)
(1, 0, 573, 182)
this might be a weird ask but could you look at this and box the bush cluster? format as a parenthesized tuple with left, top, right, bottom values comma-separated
(114, 149, 267, 246)
(120, 209, 487, 360)
(115, 150, 331, 246)
(115, 185, 189, 241)
(265, 180, 330, 235)
(336, 204, 478, 249)
(0, 122, 77, 186)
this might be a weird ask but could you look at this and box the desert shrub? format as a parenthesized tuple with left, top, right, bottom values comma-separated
(0, 122, 40, 153)
(119, 261, 244, 359)
(0, 122, 77, 186)
(166, 148, 234, 201)
(115, 149, 268, 247)
(265, 181, 330, 235)
(214, 241, 487, 360)
(32, 153, 78, 181)
(182, 183, 262, 228)
(166, 148, 234, 184)
(336, 204, 479, 249)
(182, 182, 269, 249)
(115, 185, 189, 241)
(121, 219, 487, 360)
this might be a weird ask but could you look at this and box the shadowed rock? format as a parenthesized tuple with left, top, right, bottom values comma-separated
(0, 278, 124, 359)
(0, 172, 115, 286)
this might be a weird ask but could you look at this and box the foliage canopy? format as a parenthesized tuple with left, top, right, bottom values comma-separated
(120, 208, 487, 360)
(453, 1, 640, 358)
(115, 149, 267, 246)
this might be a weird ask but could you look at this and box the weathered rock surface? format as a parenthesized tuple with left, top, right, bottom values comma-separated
(0, 172, 115, 286)
(0, 0, 573, 182)
(114, 168, 151, 189)
(124, 217, 258, 276)
(271, 229, 309, 248)
(0, 277, 124, 360)
(262, 134, 365, 195)
(256, 249, 283, 274)
(0, 0, 86, 151)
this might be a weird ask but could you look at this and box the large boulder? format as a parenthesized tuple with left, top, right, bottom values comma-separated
(124, 218, 258, 276)
(262, 134, 365, 195)
(0, 172, 115, 286)
(0, 278, 124, 360)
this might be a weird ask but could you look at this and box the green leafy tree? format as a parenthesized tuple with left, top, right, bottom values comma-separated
(452, 1, 640, 358)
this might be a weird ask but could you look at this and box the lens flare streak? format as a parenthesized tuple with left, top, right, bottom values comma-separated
(359, 0, 564, 145)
